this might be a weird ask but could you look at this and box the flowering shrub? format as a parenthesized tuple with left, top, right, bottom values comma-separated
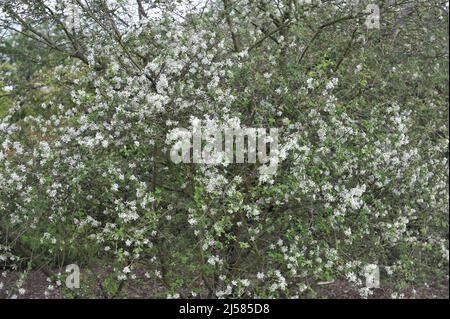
(0, 0, 448, 298)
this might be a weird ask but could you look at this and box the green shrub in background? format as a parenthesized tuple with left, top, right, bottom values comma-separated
(0, 0, 448, 299)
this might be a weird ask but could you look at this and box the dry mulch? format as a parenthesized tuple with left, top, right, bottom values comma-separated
(1, 270, 448, 299)
(311, 280, 449, 299)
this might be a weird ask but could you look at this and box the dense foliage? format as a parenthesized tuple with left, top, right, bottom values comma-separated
(0, 0, 448, 298)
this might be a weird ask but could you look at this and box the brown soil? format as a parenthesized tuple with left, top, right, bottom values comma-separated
(1, 270, 448, 299)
